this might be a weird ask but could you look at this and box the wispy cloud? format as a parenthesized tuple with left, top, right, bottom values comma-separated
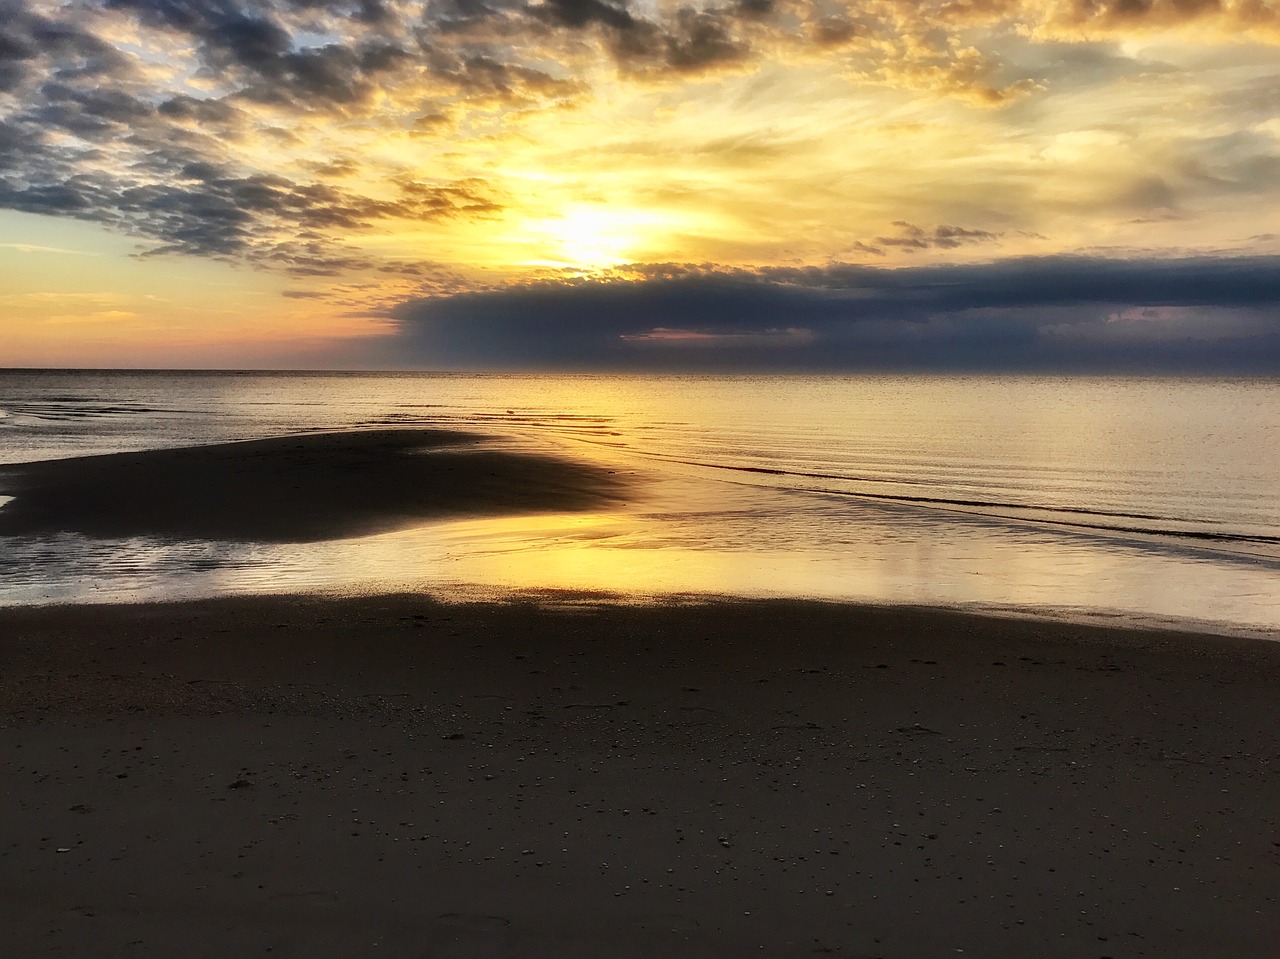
(0, 241, 100, 255)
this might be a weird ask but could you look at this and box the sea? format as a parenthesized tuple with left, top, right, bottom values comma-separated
(1, 370, 1277, 638)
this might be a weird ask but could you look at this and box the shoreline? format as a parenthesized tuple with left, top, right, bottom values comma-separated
(5, 579, 1277, 643)
(4, 592, 1277, 957)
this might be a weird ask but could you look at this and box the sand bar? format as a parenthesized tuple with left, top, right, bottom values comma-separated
(2, 593, 1277, 958)
(0, 429, 628, 542)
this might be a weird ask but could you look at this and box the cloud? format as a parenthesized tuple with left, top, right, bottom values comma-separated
(385, 255, 1280, 371)
(608, 7, 753, 77)
(1, 0, 1277, 284)
(0, 141, 501, 270)
(850, 221, 1012, 256)
(619, 325, 816, 347)
(0, 0, 517, 269)
(0, 241, 100, 255)
(1030, 0, 1280, 40)
(533, 0, 635, 30)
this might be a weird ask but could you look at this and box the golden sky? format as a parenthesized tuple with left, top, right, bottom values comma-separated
(1, 0, 1278, 368)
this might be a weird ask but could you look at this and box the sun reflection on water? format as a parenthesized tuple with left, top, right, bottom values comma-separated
(5, 484, 1277, 640)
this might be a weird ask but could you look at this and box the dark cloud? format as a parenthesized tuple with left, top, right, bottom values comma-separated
(810, 14, 860, 46)
(657, 9, 750, 73)
(386, 256, 1280, 371)
(1046, 0, 1279, 32)
(207, 13, 293, 71)
(0, 124, 501, 268)
(734, 0, 774, 17)
(304, 157, 362, 176)
(760, 255, 1280, 311)
(431, 53, 583, 102)
(932, 0, 1280, 35)
(95, 1, 417, 110)
(852, 221, 1007, 256)
(155, 94, 244, 129)
(0, 0, 132, 96)
(520, 0, 760, 76)
(607, 7, 752, 76)
(26, 83, 156, 138)
(0, 0, 510, 267)
(533, 0, 635, 30)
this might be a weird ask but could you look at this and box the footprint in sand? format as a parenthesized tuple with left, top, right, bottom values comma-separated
(435, 912, 511, 932)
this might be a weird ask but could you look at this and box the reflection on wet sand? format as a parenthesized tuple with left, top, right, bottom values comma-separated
(4, 476, 1278, 638)
(1, 417, 1279, 636)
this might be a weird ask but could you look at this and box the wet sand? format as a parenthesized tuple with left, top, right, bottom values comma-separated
(0, 429, 627, 542)
(2, 594, 1277, 958)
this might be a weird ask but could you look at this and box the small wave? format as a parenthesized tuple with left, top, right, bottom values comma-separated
(2, 401, 171, 421)
(668, 457, 1280, 549)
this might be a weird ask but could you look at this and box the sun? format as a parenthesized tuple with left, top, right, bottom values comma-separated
(515, 204, 676, 272)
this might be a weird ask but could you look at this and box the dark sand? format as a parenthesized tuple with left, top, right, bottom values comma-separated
(0, 429, 628, 541)
(3, 594, 1277, 958)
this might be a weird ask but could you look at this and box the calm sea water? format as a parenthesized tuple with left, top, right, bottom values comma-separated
(1, 370, 1277, 636)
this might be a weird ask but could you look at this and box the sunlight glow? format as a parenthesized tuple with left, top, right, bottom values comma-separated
(513, 205, 686, 271)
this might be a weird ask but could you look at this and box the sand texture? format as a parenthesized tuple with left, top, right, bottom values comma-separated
(2, 594, 1277, 958)
(0, 429, 628, 542)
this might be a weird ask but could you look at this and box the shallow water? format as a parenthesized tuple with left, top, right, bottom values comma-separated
(1, 370, 1278, 636)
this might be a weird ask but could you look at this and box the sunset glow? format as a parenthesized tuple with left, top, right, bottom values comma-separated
(1, 0, 1278, 369)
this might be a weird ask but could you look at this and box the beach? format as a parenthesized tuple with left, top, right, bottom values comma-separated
(1, 423, 1277, 957)
(4, 594, 1277, 958)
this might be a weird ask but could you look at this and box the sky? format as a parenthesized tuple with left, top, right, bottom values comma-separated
(1, 0, 1278, 371)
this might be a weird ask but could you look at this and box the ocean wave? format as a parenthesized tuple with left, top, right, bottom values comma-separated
(1, 401, 171, 421)
(665, 457, 1280, 548)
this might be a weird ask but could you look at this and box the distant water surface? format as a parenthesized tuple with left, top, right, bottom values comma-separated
(1, 370, 1277, 636)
